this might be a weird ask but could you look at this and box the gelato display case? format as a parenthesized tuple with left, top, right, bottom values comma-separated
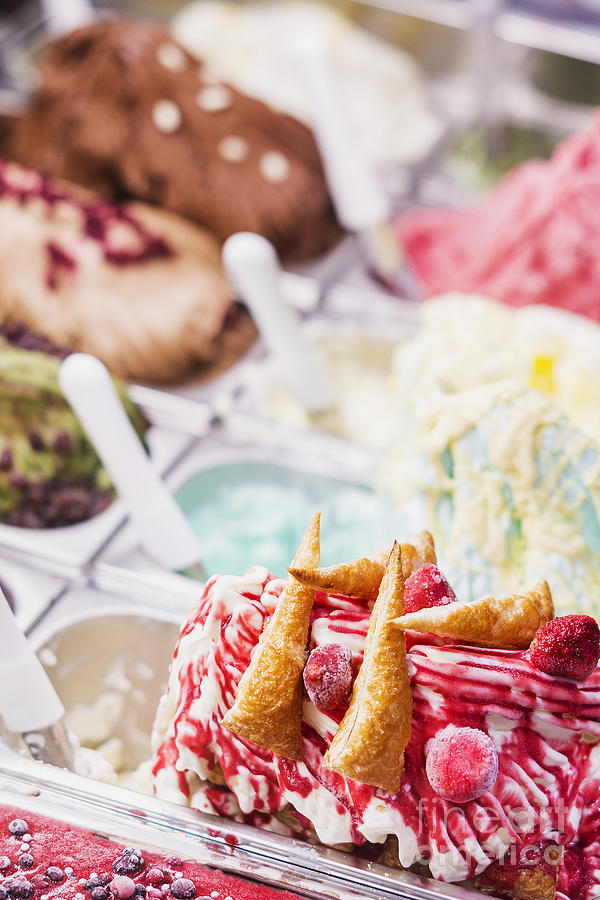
(0, 1, 599, 900)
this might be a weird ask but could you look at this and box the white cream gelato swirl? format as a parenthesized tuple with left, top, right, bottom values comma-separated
(151, 568, 600, 894)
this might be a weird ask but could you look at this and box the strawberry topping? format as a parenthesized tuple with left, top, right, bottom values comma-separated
(403, 564, 457, 614)
(425, 725, 498, 803)
(529, 614, 600, 681)
(303, 644, 353, 711)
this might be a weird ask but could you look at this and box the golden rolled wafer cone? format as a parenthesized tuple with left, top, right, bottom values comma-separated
(288, 530, 436, 600)
(221, 513, 320, 761)
(393, 581, 554, 650)
(323, 542, 412, 794)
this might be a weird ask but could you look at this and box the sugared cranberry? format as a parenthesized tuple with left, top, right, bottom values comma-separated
(109, 877, 136, 899)
(170, 880, 195, 900)
(46, 868, 63, 883)
(163, 860, 181, 871)
(3, 877, 33, 900)
(31, 877, 49, 892)
(403, 564, 457, 614)
(17, 857, 32, 871)
(147, 890, 162, 900)
(91, 888, 109, 900)
(112, 851, 143, 877)
(426, 725, 498, 803)
(0, 859, 9, 872)
(8, 821, 28, 838)
(303, 644, 353, 711)
(530, 615, 600, 681)
(146, 871, 164, 888)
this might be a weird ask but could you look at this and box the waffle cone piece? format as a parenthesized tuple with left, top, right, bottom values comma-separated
(474, 844, 559, 900)
(221, 513, 320, 760)
(394, 582, 554, 650)
(288, 531, 435, 600)
(323, 542, 412, 794)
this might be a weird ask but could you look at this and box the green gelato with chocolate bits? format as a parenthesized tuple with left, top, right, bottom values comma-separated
(0, 343, 147, 528)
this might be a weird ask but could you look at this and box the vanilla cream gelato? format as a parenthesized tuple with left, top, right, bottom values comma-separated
(392, 294, 600, 444)
(242, 321, 400, 450)
(172, 0, 442, 166)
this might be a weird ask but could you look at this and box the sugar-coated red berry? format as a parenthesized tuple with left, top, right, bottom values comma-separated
(530, 615, 600, 681)
(146, 871, 164, 888)
(303, 644, 353, 711)
(403, 564, 457, 614)
(426, 726, 498, 803)
(109, 878, 136, 900)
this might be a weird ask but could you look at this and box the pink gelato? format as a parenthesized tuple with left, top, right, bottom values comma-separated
(397, 112, 600, 322)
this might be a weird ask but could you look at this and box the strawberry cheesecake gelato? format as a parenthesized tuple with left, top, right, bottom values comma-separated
(149, 559, 600, 897)
(0, 807, 306, 900)
(397, 111, 600, 322)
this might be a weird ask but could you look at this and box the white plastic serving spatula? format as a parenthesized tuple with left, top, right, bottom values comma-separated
(222, 232, 337, 412)
(41, 0, 96, 36)
(59, 353, 206, 579)
(0, 589, 74, 768)
(292, 32, 420, 301)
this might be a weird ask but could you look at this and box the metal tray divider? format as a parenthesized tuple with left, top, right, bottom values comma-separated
(0, 755, 482, 900)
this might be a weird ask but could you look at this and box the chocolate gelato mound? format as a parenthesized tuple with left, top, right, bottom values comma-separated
(13, 20, 340, 261)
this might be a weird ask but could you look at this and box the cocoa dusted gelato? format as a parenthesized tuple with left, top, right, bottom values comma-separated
(12, 20, 340, 262)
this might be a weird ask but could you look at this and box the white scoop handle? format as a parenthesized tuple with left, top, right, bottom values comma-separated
(223, 233, 337, 412)
(41, 0, 96, 36)
(0, 592, 64, 732)
(293, 33, 390, 232)
(59, 354, 202, 571)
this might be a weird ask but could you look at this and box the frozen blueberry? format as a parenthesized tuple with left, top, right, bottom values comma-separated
(98, 875, 112, 886)
(31, 877, 49, 892)
(91, 888, 109, 900)
(46, 868, 64, 883)
(17, 856, 33, 871)
(134, 887, 146, 897)
(170, 880, 195, 900)
(4, 877, 33, 899)
(8, 821, 28, 838)
(84, 877, 100, 890)
(112, 851, 143, 877)
(0, 859, 10, 872)
(0, 887, 7, 900)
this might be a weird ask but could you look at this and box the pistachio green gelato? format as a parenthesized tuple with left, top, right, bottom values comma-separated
(0, 342, 147, 527)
